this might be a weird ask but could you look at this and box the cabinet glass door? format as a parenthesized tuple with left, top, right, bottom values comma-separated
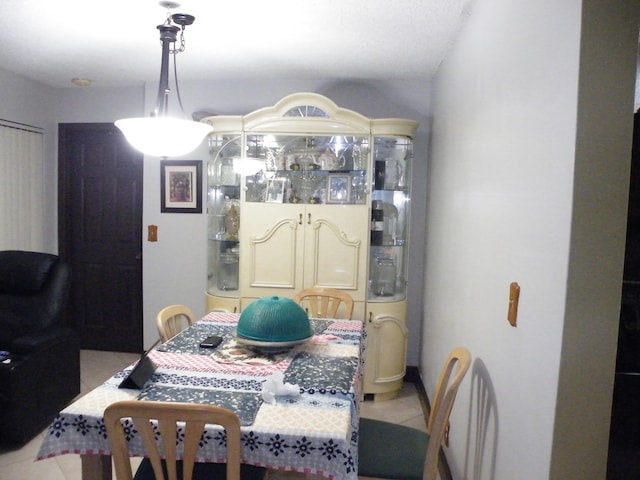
(244, 135, 369, 205)
(369, 136, 413, 301)
(207, 135, 241, 296)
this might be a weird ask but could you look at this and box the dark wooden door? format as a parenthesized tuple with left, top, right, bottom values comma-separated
(58, 123, 143, 352)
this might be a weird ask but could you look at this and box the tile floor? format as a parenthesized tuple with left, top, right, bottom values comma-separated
(0, 350, 426, 480)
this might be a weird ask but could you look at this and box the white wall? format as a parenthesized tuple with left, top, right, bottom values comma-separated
(425, 1, 639, 479)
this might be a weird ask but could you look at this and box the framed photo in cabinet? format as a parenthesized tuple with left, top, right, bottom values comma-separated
(160, 160, 202, 213)
(266, 178, 286, 203)
(327, 173, 351, 203)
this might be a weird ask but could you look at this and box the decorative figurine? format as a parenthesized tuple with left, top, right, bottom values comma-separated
(225, 204, 240, 240)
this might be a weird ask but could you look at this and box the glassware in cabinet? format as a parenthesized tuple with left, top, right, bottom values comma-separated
(373, 136, 412, 191)
(209, 135, 242, 187)
(243, 134, 369, 205)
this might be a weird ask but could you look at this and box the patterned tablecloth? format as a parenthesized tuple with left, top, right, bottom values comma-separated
(37, 312, 364, 480)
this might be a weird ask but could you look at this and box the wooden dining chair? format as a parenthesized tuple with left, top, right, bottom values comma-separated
(104, 400, 266, 480)
(293, 287, 354, 319)
(358, 346, 472, 480)
(156, 304, 196, 343)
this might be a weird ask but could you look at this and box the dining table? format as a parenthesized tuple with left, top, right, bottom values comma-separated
(36, 311, 364, 480)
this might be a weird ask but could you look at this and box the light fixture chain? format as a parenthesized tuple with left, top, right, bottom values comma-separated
(170, 26, 187, 55)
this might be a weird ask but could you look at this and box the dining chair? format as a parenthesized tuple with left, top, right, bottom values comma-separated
(104, 400, 266, 480)
(293, 287, 354, 319)
(358, 346, 472, 480)
(157, 304, 196, 343)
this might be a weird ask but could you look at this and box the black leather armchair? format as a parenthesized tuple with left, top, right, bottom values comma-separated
(0, 250, 80, 446)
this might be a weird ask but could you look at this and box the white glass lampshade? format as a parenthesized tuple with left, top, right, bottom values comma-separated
(115, 117, 213, 157)
(233, 158, 264, 175)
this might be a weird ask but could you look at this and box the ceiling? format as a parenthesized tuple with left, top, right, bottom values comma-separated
(0, 0, 474, 89)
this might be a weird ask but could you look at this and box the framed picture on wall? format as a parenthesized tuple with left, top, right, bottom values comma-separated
(160, 160, 202, 213)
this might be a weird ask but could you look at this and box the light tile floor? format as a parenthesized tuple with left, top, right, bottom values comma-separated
(0, 350, 426, 480)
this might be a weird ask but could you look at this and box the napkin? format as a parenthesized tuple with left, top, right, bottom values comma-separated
(311, 334, 340, 345)
(261, 371, 300, 405)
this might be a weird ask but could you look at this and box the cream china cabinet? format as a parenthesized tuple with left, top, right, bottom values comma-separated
(202, 93, 417, 399)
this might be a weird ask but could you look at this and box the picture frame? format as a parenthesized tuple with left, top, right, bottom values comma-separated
(266, 178, 286, 203)
(327, 173, 351, 203)
(160, 160, 202, 213)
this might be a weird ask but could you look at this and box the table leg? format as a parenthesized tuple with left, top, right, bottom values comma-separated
(81, 453, 112, 480)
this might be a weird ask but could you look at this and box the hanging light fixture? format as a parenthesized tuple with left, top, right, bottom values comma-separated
(116, 4, 212, 157)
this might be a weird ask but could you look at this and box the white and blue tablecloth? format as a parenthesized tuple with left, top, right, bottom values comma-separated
(37, 312, 364, 480)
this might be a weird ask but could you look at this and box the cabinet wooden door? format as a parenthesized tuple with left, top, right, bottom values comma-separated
(240, 203, 303, 296)
(239, 203, 368, 300)
(364, 301, 408, 399)
(303, 204, 368, 300)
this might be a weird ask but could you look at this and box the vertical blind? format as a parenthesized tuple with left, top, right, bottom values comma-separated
(0, 121, 45, 251)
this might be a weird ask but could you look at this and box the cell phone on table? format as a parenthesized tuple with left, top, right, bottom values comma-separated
(199, 335, 223, 348)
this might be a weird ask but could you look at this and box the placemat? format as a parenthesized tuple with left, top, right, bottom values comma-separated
(310, 318, 333, 334)
(284, 352, 358, 392)
(137, 384, 262, 426)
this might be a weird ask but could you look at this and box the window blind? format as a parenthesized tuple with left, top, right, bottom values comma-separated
(0, 121, 45, 251)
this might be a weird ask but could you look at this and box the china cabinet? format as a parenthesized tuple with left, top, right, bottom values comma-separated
(202, 93, 417, 399)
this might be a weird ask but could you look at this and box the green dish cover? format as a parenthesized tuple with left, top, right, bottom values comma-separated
(237, 296, 312, 342)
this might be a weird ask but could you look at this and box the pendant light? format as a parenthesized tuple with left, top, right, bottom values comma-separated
(116, 5, 212, 157)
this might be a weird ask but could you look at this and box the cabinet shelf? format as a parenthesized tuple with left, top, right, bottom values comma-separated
(367, 292, 408, 303)
(373, 187, 409, 193)
(272, 169, 366, 175)
(246, 169, 368, 205)
(371, 241, 407, 248)
(207, 238, 239, 244)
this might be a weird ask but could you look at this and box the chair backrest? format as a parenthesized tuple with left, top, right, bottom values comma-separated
(293, 287, 354, 319)
(156, 304, 196, 342)
(423, 346, 471, 480)
(104, 400, 242, 480)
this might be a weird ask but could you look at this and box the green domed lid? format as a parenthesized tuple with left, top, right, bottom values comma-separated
(237, 296, 312, 342)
